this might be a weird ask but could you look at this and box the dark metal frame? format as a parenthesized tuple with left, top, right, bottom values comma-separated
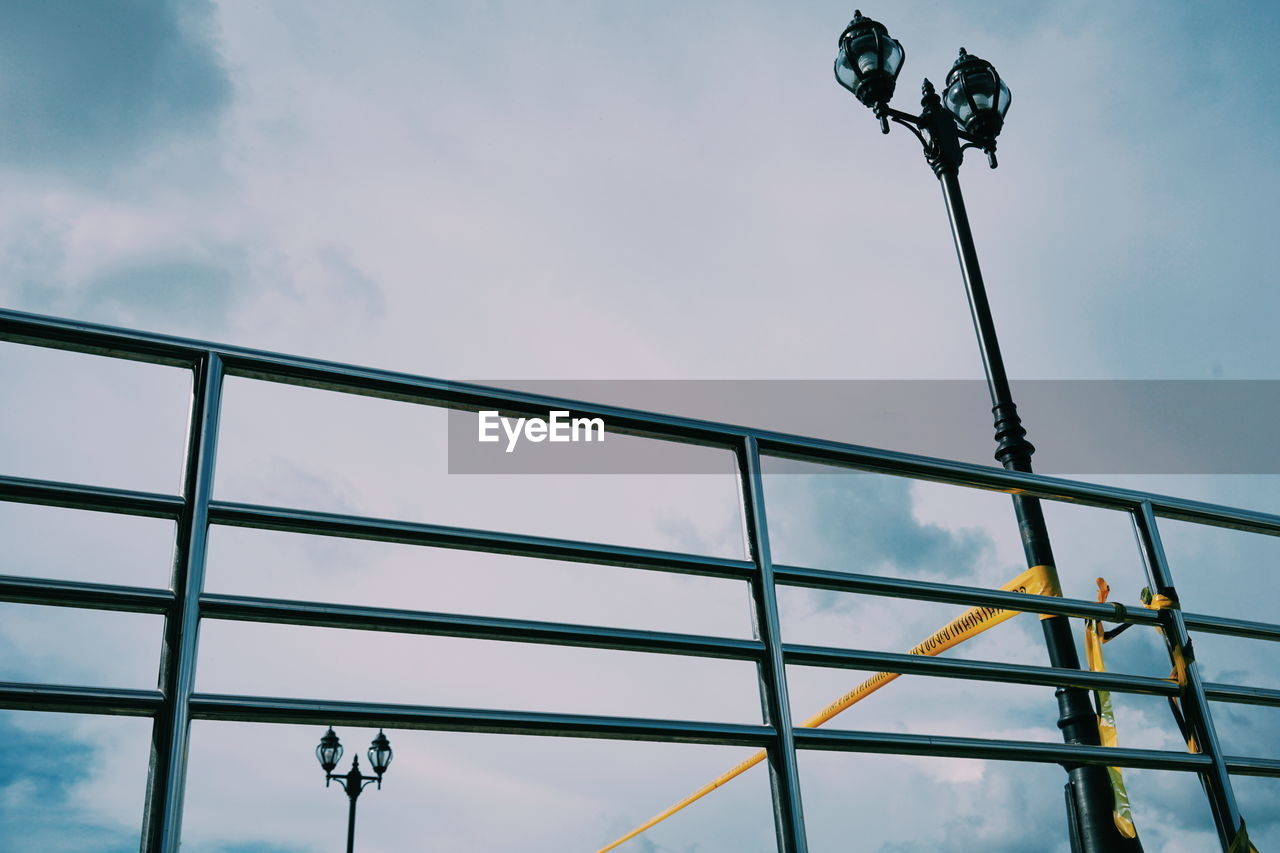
(1, 307, 1277, 852)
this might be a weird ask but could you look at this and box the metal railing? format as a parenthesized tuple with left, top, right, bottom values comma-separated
(1, 306, 1277, 852)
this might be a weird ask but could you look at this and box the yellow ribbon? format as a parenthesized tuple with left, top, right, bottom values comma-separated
(1141, 586, 1198, 750)
(598, 564, 1063, 852)
(1086, 578, 1138, 839)
(1227, 820, 1259, 853)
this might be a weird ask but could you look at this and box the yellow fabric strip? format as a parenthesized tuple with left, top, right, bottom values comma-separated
(1086, 578, 1137, 839)
(800, 564, 1060, 728)
(1034, 562, 1063, 619)
(1227, 819, 1259, 853)
(597, 564, 1063, 852)
(1141, 585, 1201, 751)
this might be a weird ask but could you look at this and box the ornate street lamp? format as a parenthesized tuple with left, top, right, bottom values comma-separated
(833, 12, 1161, 853)
(367, 729, 393, 777)
(316, 727, 394, 853)
(316, 726, 343, 773)
(834, 10, 905, 129)
(943, 48, 1010, 141)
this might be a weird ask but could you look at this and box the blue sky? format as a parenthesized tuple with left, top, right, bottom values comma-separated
(2, 1, 1280, 851)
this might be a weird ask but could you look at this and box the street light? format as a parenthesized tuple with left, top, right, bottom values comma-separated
(315, 727, 394, 853)
(836, 11, 1139, 853)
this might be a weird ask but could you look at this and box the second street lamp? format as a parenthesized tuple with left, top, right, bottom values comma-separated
(836, 11, 1139, 853)
(315, 727, 394, 853)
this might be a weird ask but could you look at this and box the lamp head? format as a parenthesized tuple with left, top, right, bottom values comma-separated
(943, 48, 1011, 140)
(834, 10, 905, 109)
(315, 727, 343, 774)
(368, 729, 393, 777)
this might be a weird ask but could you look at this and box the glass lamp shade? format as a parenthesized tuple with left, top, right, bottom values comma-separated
(368, 729, 393, 776)
(944, 48, 1011, 139)
(833, 10, 904, 108)
(316, 727, 343, 773)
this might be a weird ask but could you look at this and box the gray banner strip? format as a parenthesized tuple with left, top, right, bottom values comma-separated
(446, 380, 1280, 475)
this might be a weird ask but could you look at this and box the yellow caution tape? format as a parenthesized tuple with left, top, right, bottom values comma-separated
(1227, 821, 1260, 853)
(1035, 563, 1063, 619)
(1095, 584, 1261, 847)
(1085, 578, 1138, 839)
(1140, 587, 1200, 751)
(802, 564, 1060, 727)
(597, 564, 1063, 852)
(1170, 646, 1190, 688)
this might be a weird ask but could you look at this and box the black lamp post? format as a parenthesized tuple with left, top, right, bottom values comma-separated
(316, 727, 394, 853)
(835, 11, 1141, 853)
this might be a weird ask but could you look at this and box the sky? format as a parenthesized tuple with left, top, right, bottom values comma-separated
(1, 1, 1279, 851)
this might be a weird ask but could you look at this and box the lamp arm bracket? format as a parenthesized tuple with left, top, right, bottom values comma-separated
(880, 105, 922, 127)
(959, 139, 1000, 169)
(881, 101, 981, 145)
(888, 113, 930, 151)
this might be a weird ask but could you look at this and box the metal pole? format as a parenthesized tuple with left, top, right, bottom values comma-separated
(347, 790, 359, 853)
(917, 85, 1140, 852)
(1132, 502, 1245, 850)
(737, 436, 809, 853)
(140, 352, 224, 853)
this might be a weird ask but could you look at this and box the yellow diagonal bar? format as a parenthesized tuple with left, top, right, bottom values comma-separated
(598, 564, 1062, 852)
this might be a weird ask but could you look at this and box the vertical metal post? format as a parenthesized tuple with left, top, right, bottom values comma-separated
(141, 352, 224, 853)
(1131, 501, 1244, 851)
(347, 792, 359, 853)
(736, 436, 808, 853)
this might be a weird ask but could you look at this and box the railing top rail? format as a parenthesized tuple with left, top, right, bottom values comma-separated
(4, 307, 1279, 537)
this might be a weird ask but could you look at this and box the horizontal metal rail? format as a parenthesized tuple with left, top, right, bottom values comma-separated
(4, 578, 1268, 710)
(209, 501, 758, 581)
(754, 435, 1280, 537)
(0, 574, 172, 613)
(4, 681, 1277, 779)
(1204, 683, 1280, 708)
(0, 578, 1192, 698)
(5, 307, 1280, 537)
(1185, 612, 1280, 643)
(7, 477, 1280, 640)
(185, 694, 1274, 778)
(6, 474, 1266, 641)
(0, 313, 202, 367)
(773, 563, 1163, 626)
(0, 681, 163, 716)
(199, 593, 763, 660)
(783, 645, 1180, 697)
(793, 727, 1213, 772)
(189, 693, 776, 746)
(211, 503, 1229, 630)
(0, 474, 182, 519)
(1224, 756, 1280, 778)
(209, 501, 1225, 629)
